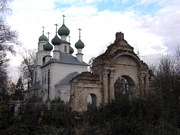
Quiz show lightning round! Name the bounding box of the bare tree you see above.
[155,53,180,102]
[19,49,36,89]
[88,57,95,72]
[175,45,180,72]
[175,45,180,85]
[14,77,24,100]
[0,0,18,100]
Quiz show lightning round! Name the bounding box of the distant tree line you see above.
[0,48,179,135]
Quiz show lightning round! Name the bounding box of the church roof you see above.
[41,52,88,67]
[61,52,86,65]
[56,72,79,86]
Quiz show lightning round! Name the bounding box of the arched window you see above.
[114,75,135,99]
[87,93,97,111]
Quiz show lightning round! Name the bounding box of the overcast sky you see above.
[7,0,180,80]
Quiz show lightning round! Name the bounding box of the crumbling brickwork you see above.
[69,32,151,112]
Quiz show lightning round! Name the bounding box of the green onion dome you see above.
[51,34,61,45]
[69,46,74,54]
[75,39,84,49]
[43,41,53,51]
[39,33,48,42]
[58,24,70,36]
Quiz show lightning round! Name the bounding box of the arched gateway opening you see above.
[114,75,135,99]
[87,93,97,111]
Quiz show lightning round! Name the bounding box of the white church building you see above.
[30,16,88,103]
[27,16,152,112]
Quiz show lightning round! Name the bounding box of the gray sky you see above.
[7,0,180,81]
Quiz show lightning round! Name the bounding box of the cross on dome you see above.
[58,15,70,36]
[42,26,45,34]
[63,15,66,24]
[39,26,48,42]
[78,28,82,39]
[52,24,61,45]
[55,24,58,34]
[75,28,85,49]
[47,32,50,39]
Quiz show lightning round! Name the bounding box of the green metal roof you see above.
[39,34,48,41]
[51,34,61,45]
[43,41,53,51]
[75,39,84,49]
[69,46,74,54]
[58,24,70,36]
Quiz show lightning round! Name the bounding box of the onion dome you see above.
[58,24,70,36]
[75,39,84,49]
[43,32,53,51]
[39,27,48,41]
[43,41,53,51]
[52,24,61,45]
[58,15,70,36]
[39,34,48,41]
[69,46,74,54]
[75,28,84,49]
[51,34,61,45]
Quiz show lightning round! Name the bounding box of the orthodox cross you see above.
[47,32,50,39]
[78,28,82,39]
[62,15,66,24]
[55,24,58,34]
[42,26,45,34]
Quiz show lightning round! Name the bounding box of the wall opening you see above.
[87,93,97,111]
[64,45,67,53]
[114,75,135,99]
[42,56,46,65]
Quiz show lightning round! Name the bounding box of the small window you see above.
[42,57,46,64]
[64,46,67,53]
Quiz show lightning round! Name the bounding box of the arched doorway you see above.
[87,93,97,111]
[114,75,135,99]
